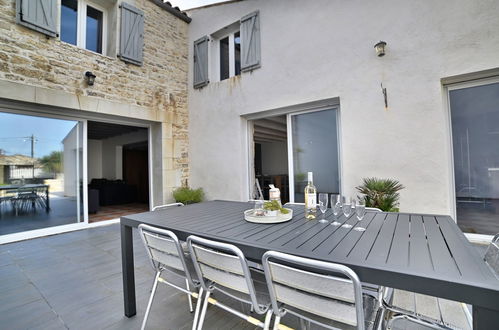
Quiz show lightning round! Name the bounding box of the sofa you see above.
[88,179,137,206]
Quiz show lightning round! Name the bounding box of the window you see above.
[218,30,241,81]
[60,0,107,55]
[194,11,260,88]
[86,6,103,53]
[220,36,229,80]
[234,31,241,75]
[61,0,78,45]
[449,80,499,235]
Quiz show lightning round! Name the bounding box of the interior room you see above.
[252,115,289,203]
[86,121,149,222]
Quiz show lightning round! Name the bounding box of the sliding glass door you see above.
[288,108,340,202]
[449,80,499,235]
[0,112,84,235]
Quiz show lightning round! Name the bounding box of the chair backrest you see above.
[138,224,195,285]
[152,202,184,211]
[366,207,382,212]
[262,251,365,330]
[187,235,264,312]
[485,233,499,277]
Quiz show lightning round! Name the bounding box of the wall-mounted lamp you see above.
[85,71,96,86]
[374,41,387,57]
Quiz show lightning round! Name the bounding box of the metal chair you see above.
[152,202,184,211]
[186,235,273,330]
[262,250,379,330]
[381,234,499,330]
[138,224,202,330]
[366,207,382,212]
[484,233,499,277]
[152,202,189,252]
[381,288,472,330]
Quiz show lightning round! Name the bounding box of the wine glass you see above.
[318,193,328,223]
[341,196,353,228]
[354,198,366,232]
[331,194,341,226]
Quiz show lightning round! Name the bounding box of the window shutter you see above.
[16,0,57,37]
[119,2,144,66]
[193,36,209,89]
[240,11,261,72]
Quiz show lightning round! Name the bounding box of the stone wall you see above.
[0,0,190,198]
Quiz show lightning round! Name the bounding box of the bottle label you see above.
[306,193,316,208]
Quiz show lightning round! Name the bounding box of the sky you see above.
[0,112,77,158]
[171,0,228,10]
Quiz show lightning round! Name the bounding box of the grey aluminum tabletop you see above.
[120,200,499,329]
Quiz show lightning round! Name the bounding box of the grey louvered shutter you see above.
[240,11,261,72]
[119,2,144,66]
[16,0,57,37]
[193,36,209,89]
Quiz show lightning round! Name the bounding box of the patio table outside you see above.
[120,200,499,329]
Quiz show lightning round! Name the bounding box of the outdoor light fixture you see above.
[85,71,96,86]
[374,41,387,57]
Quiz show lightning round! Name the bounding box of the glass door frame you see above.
[286,106,342,203]
[0,109,89,228]
[445,75,499,241]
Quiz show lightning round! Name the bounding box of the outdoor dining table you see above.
[120,200,499,329]
[0,183,50,213]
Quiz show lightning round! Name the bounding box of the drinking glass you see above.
[318,193,328,223]
[354,198,366,232]
[253,200,264,216]
[331,194,341,226]
[341,196,353,228]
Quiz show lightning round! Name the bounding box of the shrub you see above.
[173,187,204,205]
[356,177,404,212]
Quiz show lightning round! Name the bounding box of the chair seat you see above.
[390,289,471,330]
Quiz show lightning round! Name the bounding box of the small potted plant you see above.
[263,200,289,216]
[172,186,204,205]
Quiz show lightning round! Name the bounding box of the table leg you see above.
[121,223,136,317]
[473,306,499,329]
[45,186,50,213]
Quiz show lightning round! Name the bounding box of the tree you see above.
[39,151,63,174]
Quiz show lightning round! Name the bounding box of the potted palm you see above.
[356,177,404,212]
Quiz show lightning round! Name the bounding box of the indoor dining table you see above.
[120,200,499,329]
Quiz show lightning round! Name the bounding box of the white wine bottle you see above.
[304,172,317,220]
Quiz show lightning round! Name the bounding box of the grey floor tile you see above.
[0,250,13,267]
[29,316,68,330]
[0,283,44,313]
[0,298,59,329]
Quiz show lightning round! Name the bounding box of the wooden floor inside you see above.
[88,203,149,223]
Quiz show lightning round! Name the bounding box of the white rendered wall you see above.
[101,130,148,180]
[62,125,77,197]
[87,139,103,181]
[187,0,499,215]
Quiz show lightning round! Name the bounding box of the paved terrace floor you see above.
[0,224,488,330]
[0,224,291,330]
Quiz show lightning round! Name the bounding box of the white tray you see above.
[244,208,293,224]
